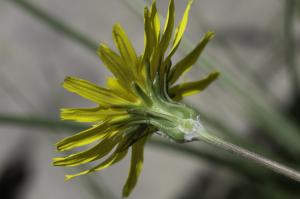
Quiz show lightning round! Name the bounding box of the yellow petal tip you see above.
[64,175,73,181]
[206,31,216,40]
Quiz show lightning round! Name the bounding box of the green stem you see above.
[0,114,85,131]
[198,132,300,182]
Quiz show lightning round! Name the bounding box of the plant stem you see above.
[198,132,300,182]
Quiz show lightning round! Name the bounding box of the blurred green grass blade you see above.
[284,0,299,93]
[249,104,300,157]
[0,114,84,131]
[10,0,97,52]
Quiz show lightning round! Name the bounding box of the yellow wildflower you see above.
[54,0,219,197]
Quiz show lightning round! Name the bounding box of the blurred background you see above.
[0,0,300,198]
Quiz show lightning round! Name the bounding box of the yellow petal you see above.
[56,120,112,151]
[143,7,154,63]
[61,107,127,122]
[106,77,137,103]
[169,32,215,84]
[97,44,132,87]
[112,23,138,72]
[63,76,127,105]
[162,0,175,35]
[122,136,147,197]
[150,0,160,43]
[143,0,160,59]
[53,133,120,167]
[160,0,175,52]
[161,0,193,76]
[169,0,193,55]
[170,72,220,101]
[155,0,175,77]
[65,149,128,181]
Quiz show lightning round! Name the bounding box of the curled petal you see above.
[56,120,112,151]
[170,72,220,101]
[53,133,120,167]
[123,136,148,197]
[65,149,128,181]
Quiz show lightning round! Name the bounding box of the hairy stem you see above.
[198,132,300,182]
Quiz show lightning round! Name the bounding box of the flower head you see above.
[54,0,219,197]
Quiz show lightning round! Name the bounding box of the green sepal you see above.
[132,82,153,106]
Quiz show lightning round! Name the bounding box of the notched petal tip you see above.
[97,43,107,54]
[113,22,122,28]
[53,157,64,166]
[62,76,73,87]
[56,143,67,152]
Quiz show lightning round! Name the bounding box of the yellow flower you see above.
[54,0,219,197]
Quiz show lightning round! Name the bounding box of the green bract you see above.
[54,0,219,197]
